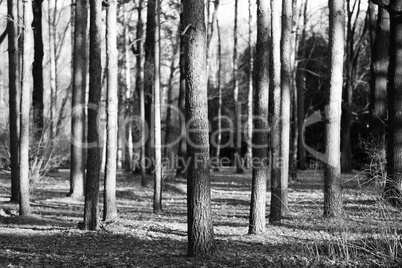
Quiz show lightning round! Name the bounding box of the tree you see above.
[214,17,222,169]
[48,0,57,138]
[69,0,88,198]
[153,0,162,213]
[384,0,402,206]
[269,0,282,223]
[103,0,118,222]
[8,0,20,203]
[233,0,243,174]
[183,0,215,256]
[84,0,102,230]
[248,0,270,235]
[324,0,344,217]
[245,0,253,169]
[32,0,44,139]
[20,0,33,216]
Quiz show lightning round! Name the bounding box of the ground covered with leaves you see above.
[0,168,401,267]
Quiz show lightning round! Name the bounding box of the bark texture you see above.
[183,0,215,256]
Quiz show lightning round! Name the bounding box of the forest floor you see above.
[0,167,401,267]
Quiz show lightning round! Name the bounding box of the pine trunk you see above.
[104,0,118,222]
[183,0,215,256]
[324,0,344,217]
[248,0,270,235]
[69,0,88,199]
[84,0,102,230]
[8,0,20,203]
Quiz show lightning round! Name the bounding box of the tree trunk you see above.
[153,0,162,213]
[384,1,402,206]
[84,0,102,230]
[32,0,44,139]
[370,7,389,142]
[233,0,243,174]
[269,0,282,223]
[103,0,118,222]
[19,0,33,216]
[69,0,88,199]
[248,0,270,235]
[48,0,57,139]
[245,0,253,170]
[144,0,156,174]
[297,0,308,170]
[214,18,222,170]
[8,0,20,203]
[324,0,344,217]
[183,0,215,256]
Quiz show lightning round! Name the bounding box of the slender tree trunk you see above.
[384,1,402,206]
[144,0,156,174]
[233,0,243,174]
[48,0,57,139]
[249,0,270,235]
[177,8,187,176]
[324,0,344,217]
[297,0,308,170]
[8,0,20,203]
[370,7,389,142]
[32,0,44,139]
[69,0,88,198]
[245,0,253,170]
[183,0,215,256]
[214,18,222,169]
[19,0,33,216]
[103,0,118,222]
[84,0,102,230]
[153,0,162,213]
[269,0,282,223]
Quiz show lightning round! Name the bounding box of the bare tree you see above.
[324,0,344,217]
[249,0,270,235]
[84,0,102,230]
[245,0,253,169]
[19,0,33,216]
[69,0,88,198]
[8,0,20,203]
[183,0,215,256]
[103,0,118,222]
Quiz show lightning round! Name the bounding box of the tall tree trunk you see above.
[324,0,344,217]
[233,0,243,174]
[135,0,146,186]
[370,7,389,142]
[103,0,118,222]
[297,0,308,170]
[19,0,33,216]
[269,0,282,223]
[183,0,215,256]
[48,0,57,139]
[144,0,156,173]
[32,0,44,139]
[177,7,187,177]
[153,0,162,213]
[69,0,88,198]
[249,0,270,235]
[84,0,102,230]
[245,0,253,170]
[384,1,402,206]
[214,18,222,169]
[8,0,20,203]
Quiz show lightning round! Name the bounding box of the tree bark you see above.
[153,0,162,213]
[84,0,102,230]
[384,1,402,206]
[269,0,282,223]
[233,0,243,174]
[19,0,33,216]
[32,0,44,139]
[245,0,253,170]
[8,0,20,203]
[249,0,270,235]
[324,0,344,217]
[48,0,57,139]
[183,0,215,256]
[103,0,118,222]
[69,0,88,199]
